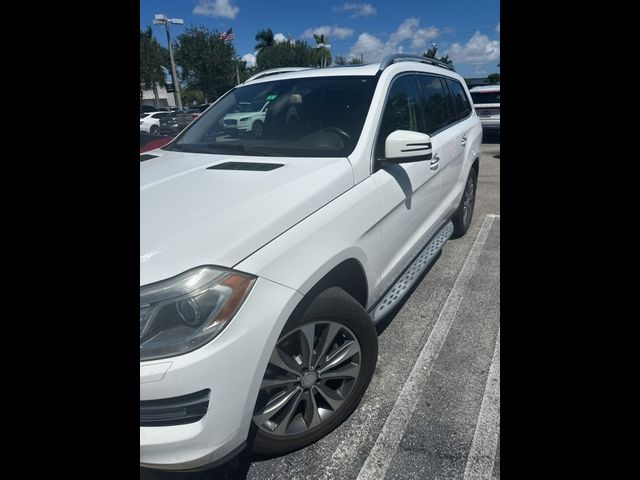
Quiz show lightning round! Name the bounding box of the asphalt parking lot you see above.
[142,138,500,480]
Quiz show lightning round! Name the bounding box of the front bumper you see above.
[140,276,302,471]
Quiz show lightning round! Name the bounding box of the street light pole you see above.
[153,14,183,110]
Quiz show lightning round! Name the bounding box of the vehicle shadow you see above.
[140,448,252,480]
[382,163,413,209]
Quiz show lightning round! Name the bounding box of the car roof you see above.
[241,62,464,87]
[469,84,500,92]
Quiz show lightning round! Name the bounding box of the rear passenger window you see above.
[417,75,449,134]
[376,75,423,158]
[445,79,472,120]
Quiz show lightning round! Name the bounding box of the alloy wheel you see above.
[462,175,475,228]
[253,321,362,436]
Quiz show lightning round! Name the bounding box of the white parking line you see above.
[355,214,498,480]
[464,327,500,480]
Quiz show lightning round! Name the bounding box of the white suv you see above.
[140,54,482,472]
[221,100,271,135]
[469,84,500,134]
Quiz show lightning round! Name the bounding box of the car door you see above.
[440,78,474,215]
[370,73,442,295]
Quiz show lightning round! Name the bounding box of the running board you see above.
[370,221,454,323]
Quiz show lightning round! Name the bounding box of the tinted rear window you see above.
[446,79,472,120]
[417,75,450,134]
[470,91,500,104]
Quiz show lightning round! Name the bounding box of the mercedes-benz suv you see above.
[140,54,482,472]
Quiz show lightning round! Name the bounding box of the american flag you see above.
[219,28,234,42]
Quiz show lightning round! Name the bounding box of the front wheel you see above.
[252,287,378,455]
[252,120,264,136]
[451,166,478,238]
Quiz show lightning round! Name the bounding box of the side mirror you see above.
[384,130,432,163]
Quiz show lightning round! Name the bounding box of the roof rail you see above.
[243,67,312,84]
[379,54,456,72]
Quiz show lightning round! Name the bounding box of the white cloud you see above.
[348,32,386,62]
[347,17,439,62]
[388,18,439,50]
[193,0,239,20]
[444,31,500,64]
[495,22,500,33]
[301,25,354,40]
[271,33,297,45]
[274,33,288,43]
[333,3,377,17]
[241,53,256,67]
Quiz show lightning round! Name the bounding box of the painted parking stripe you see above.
[355,214,498,480]
[464,327,500,480]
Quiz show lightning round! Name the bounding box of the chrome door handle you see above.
[430,154,440,170]
[461,135,468,146]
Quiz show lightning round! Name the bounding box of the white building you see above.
[141,83,176,108]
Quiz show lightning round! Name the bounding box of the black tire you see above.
[252,120,264,136]
[150,125,159,135]
[252,287,378,455]
[451,166,478,239]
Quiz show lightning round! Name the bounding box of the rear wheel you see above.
[451,166,478,238]
[252,287,378,455]
[150,125,159,135]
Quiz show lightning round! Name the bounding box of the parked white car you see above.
[140,111,172,135]
[220,100,271,136]
[140,54,482,472]
[469,85,500,133]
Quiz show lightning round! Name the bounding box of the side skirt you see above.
[369,220,454,323]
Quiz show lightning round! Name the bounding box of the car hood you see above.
[140,150,354,286]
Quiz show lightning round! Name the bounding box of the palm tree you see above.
[140,27,168,109]
[424,45,438,59]
[438,54,453,67]
[313,33,332,67]
[423,45,454,68]
[254,28,275,54]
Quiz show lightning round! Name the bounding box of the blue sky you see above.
[140,0,500,77]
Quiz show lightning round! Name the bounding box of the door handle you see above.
[430,154,440,170]
[461,135,468,146]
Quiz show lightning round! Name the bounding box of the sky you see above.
[140,0,500,78]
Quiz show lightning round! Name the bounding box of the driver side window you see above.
[376,74,424,159]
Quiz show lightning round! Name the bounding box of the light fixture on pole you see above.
[153,14,184,110]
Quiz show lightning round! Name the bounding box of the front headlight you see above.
[140,266,256,361]
[239,117,251,122]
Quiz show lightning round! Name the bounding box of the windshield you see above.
[470,91,500,105]
[165,75,377,157]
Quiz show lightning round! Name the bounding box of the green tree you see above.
[335,55,347,65]
[254,28,275,54]
[312,33,332,67]
[423,46,454,68]
[140,27,168,108]
[348,56,364,65]
[256,40,318,70]
[174,26,237,103]
[424,45,439,59]
[487,73,500,83]
[181,89,205,106]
